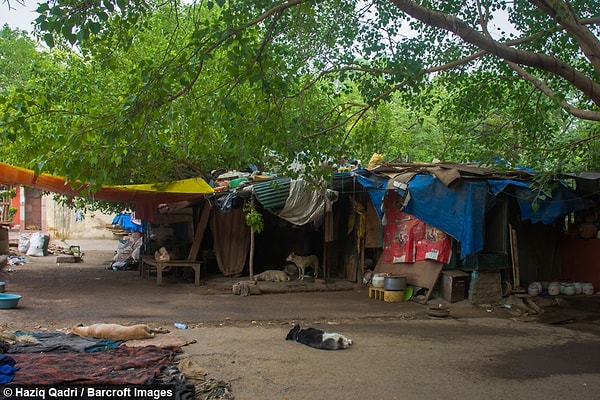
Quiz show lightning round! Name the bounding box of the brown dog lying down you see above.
[71,323,155,341]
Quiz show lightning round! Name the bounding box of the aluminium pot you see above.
[384,275,407,291]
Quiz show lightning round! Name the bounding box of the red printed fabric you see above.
[381,216,424,263]
[381,192,452,264]
[415,225,452,264]
[9,345,180,386]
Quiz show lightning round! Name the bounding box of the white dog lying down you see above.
[71,323,156,341]
[253,269,290,282]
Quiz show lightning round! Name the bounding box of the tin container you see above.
[384,275,407,291]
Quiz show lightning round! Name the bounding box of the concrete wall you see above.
[468,270,503,305]
[44,195,115,240]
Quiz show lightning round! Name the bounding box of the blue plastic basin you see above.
[0,293,22,309]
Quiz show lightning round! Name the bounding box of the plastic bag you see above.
[26,232,45,257]
[18,235,30,254]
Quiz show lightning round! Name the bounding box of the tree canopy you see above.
[0,0,599,187]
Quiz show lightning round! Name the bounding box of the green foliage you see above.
[52,193,129,215]
[243,201,264,234]
[0,188,17,199]
[34,0,150,48]
[0,0,599,198]
[0,25,38,92]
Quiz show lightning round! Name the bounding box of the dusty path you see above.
[1,250,600,399]
[173,318,600,400]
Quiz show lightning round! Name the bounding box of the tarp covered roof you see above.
[0,162,213,221]
[355,163,594,258]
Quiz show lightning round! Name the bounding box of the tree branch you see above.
[389,0,600,109]
[507,60,600,121]
[162,0,312,104]
[530,0,600,72]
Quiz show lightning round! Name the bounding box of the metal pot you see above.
[384,275,406,291]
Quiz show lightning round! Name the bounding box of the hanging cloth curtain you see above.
[277,179,338,226]
[210,206,250,276]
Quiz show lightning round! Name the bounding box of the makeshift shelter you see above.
[557,172,600,291]
[0,162,216,281]
[0,162,214,222]
[220,161,594,301]
[353,162,595,303]
[7,160,596,297]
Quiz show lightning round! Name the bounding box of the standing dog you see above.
[285,252,319,280]
[285,324,352,350]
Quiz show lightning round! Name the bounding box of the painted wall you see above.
[561,237,600,290]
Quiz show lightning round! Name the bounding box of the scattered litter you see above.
[232,280,261,296]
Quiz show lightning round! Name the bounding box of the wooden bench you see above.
[141,255,201,285]
[141,201,211,286]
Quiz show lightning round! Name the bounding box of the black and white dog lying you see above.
[285,324,353,350]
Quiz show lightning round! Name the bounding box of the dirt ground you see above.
[2,249,600,400]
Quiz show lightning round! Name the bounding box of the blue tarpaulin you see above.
[357,172,593,258]
[402,175,490,257]
[487,179,593,224]
[355,174,388,218]
[514,185,592,224]
[111,213,143,233]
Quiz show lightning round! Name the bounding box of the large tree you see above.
[0,24,38,92]
[1,0,599,184]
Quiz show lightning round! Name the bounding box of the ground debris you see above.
[232,280,261,296]
[503,294,545,318]
[195,379,234,400]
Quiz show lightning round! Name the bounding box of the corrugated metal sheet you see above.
[252,178,291,211]
[253,173,356,210]
[330,172,355,192]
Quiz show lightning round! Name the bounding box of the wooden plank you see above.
[374,260,444,304]
[509,225,522,291]
[364,201,383,248]
[188,200,211,261]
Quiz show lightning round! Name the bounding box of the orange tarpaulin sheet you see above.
[0,162,214,221]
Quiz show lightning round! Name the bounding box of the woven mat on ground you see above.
[9,345,181,385]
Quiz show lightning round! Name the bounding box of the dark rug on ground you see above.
[8,331,122,353]
[9,345,181,385]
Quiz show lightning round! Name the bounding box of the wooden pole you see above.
[249,226,255,280]
[248,198,255,280]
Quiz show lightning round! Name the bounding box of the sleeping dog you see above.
[253,269,290,282]
[71,323,155,341]
[285,324,352,350]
